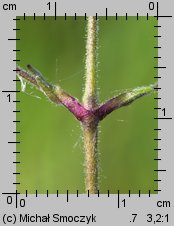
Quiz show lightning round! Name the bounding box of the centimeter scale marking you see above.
[1,1,173,208]
[2,188,152,208]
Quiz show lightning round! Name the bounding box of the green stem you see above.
[82,117,99,194]
[82,16,99,193]
[83,16,98,109]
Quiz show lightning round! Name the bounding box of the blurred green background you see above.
[16,16,158,194]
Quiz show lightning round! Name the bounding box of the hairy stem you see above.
[82,16,99,193]
[83,16,98,109]
[82,117,99,194]
[97,84,157,120]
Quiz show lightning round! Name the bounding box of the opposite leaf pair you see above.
[16,64,157,122]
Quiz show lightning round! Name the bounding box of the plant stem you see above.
[83,16,98,109]
[82,117,99,194]
[82,16,98,193]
